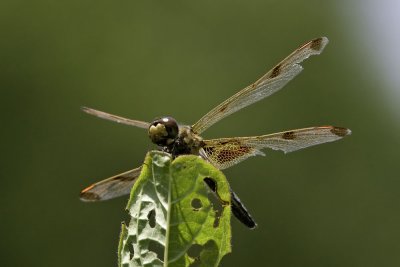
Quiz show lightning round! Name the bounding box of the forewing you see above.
[202,126,351,169]
[192,37,329,134]
[82,107,150,129]
[80,166,142,201]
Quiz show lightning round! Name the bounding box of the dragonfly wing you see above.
[192,37,329,134]
[202,126,351,169]
[82,107,150,129]
[80,166,142,201]
[200,141,264,170]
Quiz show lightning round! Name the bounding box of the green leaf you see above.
[118,151,232,267]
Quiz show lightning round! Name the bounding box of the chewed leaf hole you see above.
[203,177,225,228]
[147,209,156,228]
[188,240,219,267]
[187,243,203,259]
[203,177,217,192]
[191,198,202,211]
[126,236,135,260]
[148,240,164,261]
[188,243,203,266]
[129,245,134,260]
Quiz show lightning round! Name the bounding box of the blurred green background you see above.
[1,0,400,266]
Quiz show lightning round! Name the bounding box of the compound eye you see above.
[148,117,179,146]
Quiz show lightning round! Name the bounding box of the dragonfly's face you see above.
[148,117,179,147]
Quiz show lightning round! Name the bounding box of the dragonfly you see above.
[80,37,351,229]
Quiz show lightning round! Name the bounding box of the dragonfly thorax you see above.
[173,125,203,156]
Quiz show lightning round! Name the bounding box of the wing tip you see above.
[80,191,101,202]
[310,37,329,53]
[80,184,101,202]
[330,126,352,137]
[81,106,96,115]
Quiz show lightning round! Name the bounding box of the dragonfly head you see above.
[148,116,179,147]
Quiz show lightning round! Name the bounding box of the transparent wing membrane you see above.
[202,126,351,169]
[80,166,142,201]
[192,37,329,134]
[82,107,150,129]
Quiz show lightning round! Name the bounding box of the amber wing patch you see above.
[202,140,265,170]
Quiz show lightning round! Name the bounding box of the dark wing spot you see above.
[219,140,232,145]
[113,175,126,181]
[282,131,296,140]
[330,127,351,137]
[269,64,282,78]
[80,191,101,201]
[310,37,324,51]
[219,104,228,112]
